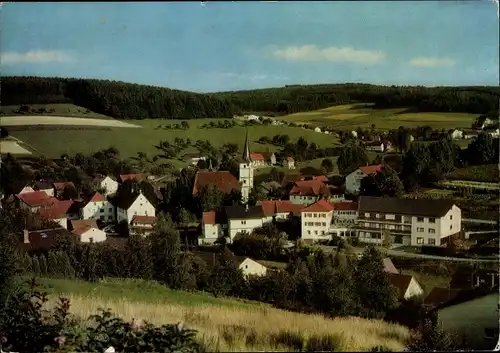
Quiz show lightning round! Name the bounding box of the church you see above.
[192,129,254,204]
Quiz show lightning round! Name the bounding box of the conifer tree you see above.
[124,233,153,280]
[83,244,99,282]
[22,254,33,274]
[39,254,48,276]
[57,251,75,279]
[32,255,41,276]
[47,251,60,277]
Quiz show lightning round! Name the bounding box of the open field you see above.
[0,139,33,155]
[1,115,141,128]
[445,164,499,183]
[9,118,340,161]
[39,278,409,352]
[0,103,114,120]
[281,104,480,131]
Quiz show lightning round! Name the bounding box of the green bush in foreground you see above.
[0,279,202,353]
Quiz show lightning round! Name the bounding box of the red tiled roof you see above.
[71,219,98,231]
[311,175,328,182]
[202,211,216,225]
[259,200,303,216]
[23,228,72,251]
[193,171,240,195]
[39,200,74,220]
[289,180,329,196]
[301,200,334,213]
[359,164,384,176]
[286,156,294,161]
[119,173,147,183]
[131,215,156,225]
[53,181,76,192]
[71,225,93,236]
[16,191,57,208]
[332,202,358,211]
[88,192,106,203]
[250,153,265,161]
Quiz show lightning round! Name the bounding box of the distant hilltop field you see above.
[2,76,499,121]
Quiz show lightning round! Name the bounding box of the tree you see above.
[337,142,369,175]
[360,164,404,197]
[467,132,497,165]
[82,244,100,282]
[196,159,208,170]
[381,229,393,249]
[124,233,153,279]
[429,138,456,173]
[47,251,60,277]
[406,319,458,352]
[31,255,41,276]
[178,207,193,227]
[355,246,399,319]
[181,121,190,130]
[197,184,223,212]
[402,143,432,189]
[207,247,246,298]
[57,251,76,279]
[320,158,334,174]
[39,254,48,276]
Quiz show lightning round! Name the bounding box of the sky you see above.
[1,1,499,93]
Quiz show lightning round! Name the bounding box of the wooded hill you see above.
[3,76,499,120]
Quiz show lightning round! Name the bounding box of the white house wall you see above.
[201,223,223,244]
[19,186,35,194]
[79,227,107,243]
[82,201,115,222]
[301,211,333,242]
[345,169,368,195]
[228,218,263,242]
[404,278,424,300]
[121,194,156,224]
[239,258,267,277]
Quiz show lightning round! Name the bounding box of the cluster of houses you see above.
[10,173,158,248]
[191,151,295,170]
[451,116,500,140]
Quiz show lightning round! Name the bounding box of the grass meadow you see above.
[281,104,480,131]
[39,278,410,352]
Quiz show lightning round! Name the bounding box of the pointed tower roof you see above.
[208,158,213,171]
[242,128,251,162]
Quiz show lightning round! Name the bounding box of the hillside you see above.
[2,76,499,121]
[40,278,410,352]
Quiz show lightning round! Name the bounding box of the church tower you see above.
[239,128,254,204]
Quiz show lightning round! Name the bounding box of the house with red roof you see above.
[258,200,303,222]
[118,173,147,183]
[70,219,106,243]
[345,164,385,195]
[93,175,119,196]
[129,215,157,236]
[300,200,335,243]
[289,179,344,205]
[192,171,240,196]
[113,190,156,224]
[249,153,266,168]
[53,181,77,199]
[16,191,59,213]
[81,192,115,222]
[38,199,74,229]
[200,210,228,245]
[281,156,295,170]
[33,180,55,197]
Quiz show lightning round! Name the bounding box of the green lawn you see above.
[35,277,266,309]
[280,104,480,131]
[10,118,340,162]
[0,103,114,120]
[445,164,499,182]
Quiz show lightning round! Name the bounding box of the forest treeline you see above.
[2,76,499,120]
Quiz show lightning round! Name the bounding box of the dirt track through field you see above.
[1,116,141,128]
[0,140,33,155]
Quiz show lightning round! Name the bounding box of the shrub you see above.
[306,333,342,352]
[271,330,304,351]
[0,279,202,353]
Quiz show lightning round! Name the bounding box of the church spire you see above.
[208,157,213,171]
[242,128,251,162]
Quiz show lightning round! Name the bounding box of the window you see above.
[108,208,112,212]
[108,215,112,220]
[100,208,104,213]
[241,220,246,225]
[321,214,326,218]
[427,238,436,245]
[322,222,326,227]
[322,231,325,235]
[429,218,435,223]
[417,227,424,232]
[417,237,424,244]
[313,213,317,218]
[417,217,424,222]
[89,237,94,243]
[450,215,453,220]
[429,228,436,234]
[307,230,311,234]
[449,225,452,230]
[243,180,247,184]
[100,216,105,220]
[364,213,370,218]
[314,230,318,235]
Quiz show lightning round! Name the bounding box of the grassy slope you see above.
[0,103,114,120]
[39,278,409,352]
[281,104,479,131]
[9,118,340,160]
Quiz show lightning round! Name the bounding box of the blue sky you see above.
[1,1,498,92]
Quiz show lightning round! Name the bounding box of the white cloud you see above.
[409,57,455,68]
[270,45,385,63]
[1,50,75,65]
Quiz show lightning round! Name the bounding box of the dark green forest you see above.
[2,76,499,120]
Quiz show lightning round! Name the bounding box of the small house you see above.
[200,210,227,245]
[314,127,322,133]
[282,156,295,170]
[118,173,147,184]
[93,175,119,196]
[71,220,107,243]
[129,215,157,236]
[388,273,424,300]
[33,180,55,197]
[114,191,156,224]
[365,142,386,153]
[81,192,115,222]
[192,250,268,277]
[250,153,266,168]
[22,228,73,252]
[53,181,77,200]
[450,129,464,140]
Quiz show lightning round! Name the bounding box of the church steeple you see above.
[208,158,213,171]
[242,128,251,162]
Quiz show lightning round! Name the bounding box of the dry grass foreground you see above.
[44,293,409,352]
